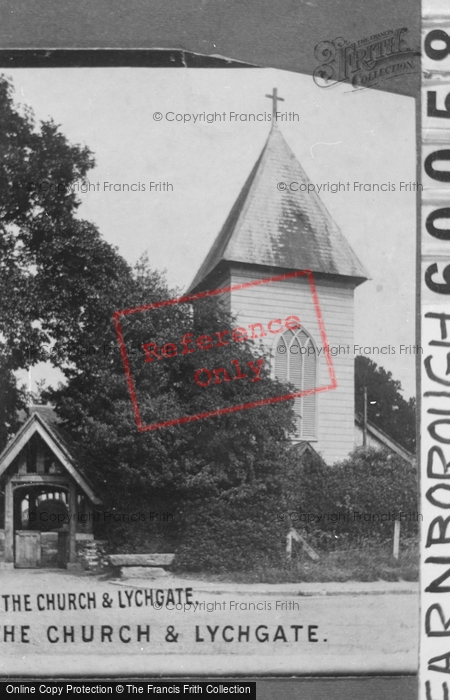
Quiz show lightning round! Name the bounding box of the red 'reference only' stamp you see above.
[113,270,337,432]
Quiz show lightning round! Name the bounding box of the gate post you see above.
[67,481,80,569]
[3,478,14,568]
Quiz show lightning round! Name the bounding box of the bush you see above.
[328,447,419,542]
[174,446,419,574]
[173,490,286,573]
[283,446,418,545]
[282,447,335,521]
[96,491,181,554]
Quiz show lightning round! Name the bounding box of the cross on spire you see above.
[265,87,284,120]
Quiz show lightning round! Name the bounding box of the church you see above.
[188,89,413,466]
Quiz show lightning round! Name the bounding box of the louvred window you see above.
[274,328,317,440]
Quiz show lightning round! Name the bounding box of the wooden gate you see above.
[15,531,41,568]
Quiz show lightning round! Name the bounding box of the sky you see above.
[5,67,416,398]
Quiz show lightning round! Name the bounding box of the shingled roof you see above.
[189,124,369,292]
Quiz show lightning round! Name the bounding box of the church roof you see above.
[354,414,415,464]
[189,124,369,292]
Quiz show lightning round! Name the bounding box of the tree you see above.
[0,358,26,448]
[355,356,416,452]
[47,257,298,558]
[0,75,132,448]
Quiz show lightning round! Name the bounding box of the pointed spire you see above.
[189,122,369,293]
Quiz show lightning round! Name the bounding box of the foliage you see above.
[95,490,181,554]
[328,447,418,540]
[0,356,26,448]
[282,448,334,522]
[46,257,297,555]
[355,356,416,452]
[173,490,286,573]
[173,444,419,575]
[282,446,418,546]
[0,74,131,449]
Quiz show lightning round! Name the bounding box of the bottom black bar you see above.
[1,682,256,697]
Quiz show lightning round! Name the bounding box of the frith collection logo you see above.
[313,28,417,90]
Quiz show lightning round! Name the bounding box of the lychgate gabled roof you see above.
[189,124,369,292]
[0,406,101,504]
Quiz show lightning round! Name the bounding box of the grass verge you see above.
[179,542,419,584]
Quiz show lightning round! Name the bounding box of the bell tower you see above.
[189,91,369,463]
